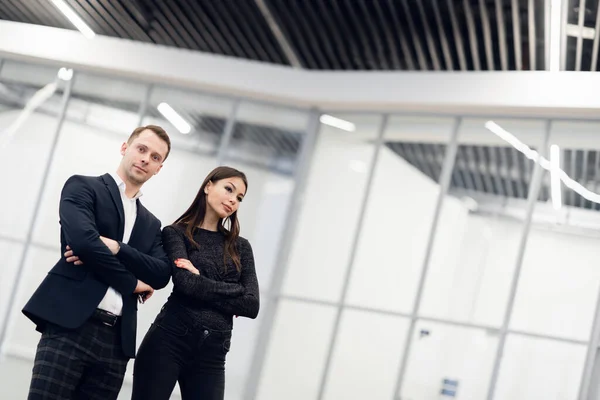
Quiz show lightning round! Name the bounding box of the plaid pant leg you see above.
[28,327,87,399]
[74,321,129,400]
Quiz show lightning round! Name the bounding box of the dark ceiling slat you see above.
[153,1,198,49]
[109,0,153,42]
[226,0,273,63]
[575,0,587,71]
[496,146,513,197]
[90,0,135,39]
[212,0,261,60]
[511,0,522,70]
[200,0,253,59]
[341,0,379,69]
[528,0,536,70]
[188,1,236,56]
[463,0,481,70]
[513,148,528,198]
[477,146,495,193]
[156,1,205,50]
[9,0,44,26]
[456,147,477,191]
[62,0,106,35]
[70,0,120,36]
[466,146,486,192]
[446,0,468,70]
[495,0,509,70]
[384,0,416,70]
[487,146,506,197]
[372,0,402,69]
[356,0,389,69]
[400,0,429,70]
[2,1,26,23]
[432,0,455,70]
[287,0,332,69]
[416,2,442,70]
[267,0,316,67]
[147,17,178,47]
[591,0,600,71]
[326,0,365,69]
[582,149,590,208]
[479,0,496,70]
[569,151,577,206]
[97,0,142,40]
[313,1,353,69]
[240,1,286,64]
[41,0,74,28]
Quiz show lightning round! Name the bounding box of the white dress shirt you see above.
[96,172,143,316]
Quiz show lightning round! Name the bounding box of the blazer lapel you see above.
[101,174,125,241]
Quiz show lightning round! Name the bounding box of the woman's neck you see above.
[199,210,219,232]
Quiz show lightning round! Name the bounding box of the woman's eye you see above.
[225,186,232,193]
[237,197,243,203]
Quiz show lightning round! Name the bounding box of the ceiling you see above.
[0,0,598,71]
[388,141,600,211]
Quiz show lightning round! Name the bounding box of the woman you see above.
[131,166,259,400]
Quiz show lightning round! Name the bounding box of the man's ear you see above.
[120,142,128,156]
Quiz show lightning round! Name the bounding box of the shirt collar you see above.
[109,172,143,200]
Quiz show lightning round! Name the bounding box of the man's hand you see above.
[64,245,83,265]
[134,280,154,303]
[175,258,200,275]
[99,236,120,255]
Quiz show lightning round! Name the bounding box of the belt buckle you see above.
[101,311,117,327]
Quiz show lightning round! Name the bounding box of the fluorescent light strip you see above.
[485,121,600,205]
[157,102,191,134]
[319,114,356,132]
[50,0,95,39]
[550,144,562,210]
[549,0,562,71]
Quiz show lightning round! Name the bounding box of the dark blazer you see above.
[22,173,171,358]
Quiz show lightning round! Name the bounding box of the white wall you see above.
[0,109,294,400]
[257,117,600,400]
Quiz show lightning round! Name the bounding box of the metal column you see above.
[393,117,462,399]
[216,100,240,166]
[485,121,551,400]
[242,108,321,399]
[136,84,153,127]
[0,74,74,357]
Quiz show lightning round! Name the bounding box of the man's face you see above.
[118,129,168,185]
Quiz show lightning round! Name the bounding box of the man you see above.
[22,125,173,399]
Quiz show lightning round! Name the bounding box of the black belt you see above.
[91,309,120,327]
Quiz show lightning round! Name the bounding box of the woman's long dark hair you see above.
[174,166,248,272]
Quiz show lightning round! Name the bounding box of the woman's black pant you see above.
[131,303,231,400]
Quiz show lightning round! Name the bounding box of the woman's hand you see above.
[175,258,200,275]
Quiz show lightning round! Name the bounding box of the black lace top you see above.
[161,224,260,331]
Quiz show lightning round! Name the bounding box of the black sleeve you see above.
[162,225,244,301]
[116,224,171,289]
[210,239,260,319]
[59,175,137,295]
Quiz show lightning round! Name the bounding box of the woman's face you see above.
[205,177,246,219]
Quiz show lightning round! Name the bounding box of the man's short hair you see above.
[127,125,171,161]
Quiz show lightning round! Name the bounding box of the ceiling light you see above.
[319,114,356,132]
[485,121,600,205]
[57,67,73,81]
[550,144,562,210]
[157,102,191,134]
[50,0,95,39]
